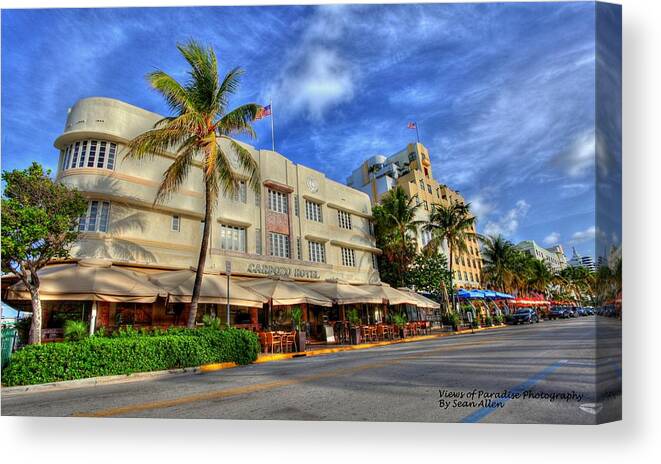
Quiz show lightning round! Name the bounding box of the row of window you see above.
[62,140,117,171]
[455,255,482,269]
[455,270,479,283]
[78,200,111,232]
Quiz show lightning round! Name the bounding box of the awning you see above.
[238,277,333,307]
[149,269,267,307]
[360,284,420,306]
[302,280,382,305]
[397,288,441,309]
[6,260,165,304]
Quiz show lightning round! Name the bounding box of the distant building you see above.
[347,142,482,289]
[568,247,596,272]
[515,240,568,272]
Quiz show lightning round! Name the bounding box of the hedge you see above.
[1,327,260,387]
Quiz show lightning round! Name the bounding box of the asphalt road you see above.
[1,316,622,424]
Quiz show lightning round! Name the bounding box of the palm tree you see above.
[372,186,423,287]
[527,257,553,297]
[126,41,261,327]
[424,202,476,308]
[479,234,515,292]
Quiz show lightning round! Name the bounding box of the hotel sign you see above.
[247,263,320,280]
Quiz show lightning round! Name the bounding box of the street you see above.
[1,317,621,424]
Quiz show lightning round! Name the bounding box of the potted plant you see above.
[447,312,461,331]
[347,308,362,344]
[291,306,306,352]
[392,313,407,337]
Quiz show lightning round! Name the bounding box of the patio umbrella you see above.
[302,279,382,305]
[148,269,267,307]
[6,260,165,303]
[396,288,441,309]
[360,283,420,306]
[238,277,332,307]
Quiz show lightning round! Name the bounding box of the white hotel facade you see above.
[55,97,381,284]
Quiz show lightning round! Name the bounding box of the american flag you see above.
[407,121,417,129]
[255,104,272,120]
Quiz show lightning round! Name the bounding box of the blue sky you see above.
[1,3,616,259]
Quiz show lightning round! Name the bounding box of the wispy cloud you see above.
[543,232,561,246]
[569,226,596,244]
[483,200,530,238]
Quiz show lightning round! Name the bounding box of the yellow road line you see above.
[73,340,494,418]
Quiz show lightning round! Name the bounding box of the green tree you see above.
[372,186,423,287]
[404,251,451,299]
[1,162,88,344]
[479,234,516,292]
[424,202,476,308]
[126,41,261,328]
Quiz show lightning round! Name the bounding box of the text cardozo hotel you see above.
[6,97,399,339]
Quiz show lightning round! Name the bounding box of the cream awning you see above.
[302,279,382,305]
[359,284,420,306]
[238,277,333,307]
[148,269,267,308]
[397,287,441,309]
[6,260,165,303]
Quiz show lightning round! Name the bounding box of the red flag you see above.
[407,121,417,129]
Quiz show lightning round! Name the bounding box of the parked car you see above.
[584,307,594,315]
[575,307,587,316]
[508,308,540,325]
[548,307,570,320]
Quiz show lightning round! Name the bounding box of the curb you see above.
[1,324,506,396]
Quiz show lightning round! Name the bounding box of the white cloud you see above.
[483,200,530,238]
[569,226,596,244]
[543,232,561,245]
[551,130,595,178]
[266,6,356,121]
[467,194,494,220]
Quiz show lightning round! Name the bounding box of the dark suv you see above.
[548,307,570,320]
[509,308,540,325]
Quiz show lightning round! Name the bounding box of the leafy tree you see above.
[126,41,261,327]
[479,234,516,292]
[1,162,88,344]
[372,186,423,287]
[404,251,451,299]
[424,202,476,308]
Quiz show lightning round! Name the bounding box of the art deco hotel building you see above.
[56,97,381,286]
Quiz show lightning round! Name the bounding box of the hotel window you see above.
[421,229,432,248]
[255,189,261,207]
[220,224,246,252]
[463,272,468,281]
[269,232,290,258]
[427,184,432,194]
[308,241,326,263]
[78,200,110,232]
[337,210,352,229]
[78,141,88,168]
[255,228,262,255]
[87,140,97,167]
[171,215,180,232]
[305,200,323,222]
[419,180,425,190]
[423,200,428,211]
[62,140,116,170]
[372,253,379,270]
[226,181,247,203]
[294,195,300,216]
[341,247,356,267]
[268,189,288,214]
[296,237,302,260]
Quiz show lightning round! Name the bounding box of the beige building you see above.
[347,142,482,289]
[55,97,381,285]
[515,241,568,273]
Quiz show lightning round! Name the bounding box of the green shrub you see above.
[202,314,222,330]
[2,328,260,386]
[392,313,407,328]
[347,308,361,326]
[63,320,88,341]
[484,316,493,327]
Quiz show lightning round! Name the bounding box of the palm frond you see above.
[154,138,197,204]
[218,103,260,138]
[216,67,244,113]
[148,70,194,114]
[225,138,260,193]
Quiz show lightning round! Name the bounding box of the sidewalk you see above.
[2,324,506,396]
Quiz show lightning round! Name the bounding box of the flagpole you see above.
[270,98,275,152]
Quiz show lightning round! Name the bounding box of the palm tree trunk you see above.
[448,243,455,313]
[187,181,213,328]
[28,284,42,345]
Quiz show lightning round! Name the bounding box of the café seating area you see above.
[258,331,298,353]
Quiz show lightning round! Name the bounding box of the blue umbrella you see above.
[482,290,497,299]
[456,289,471,299]
[495,292,514,299]
[468,290,486,299]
